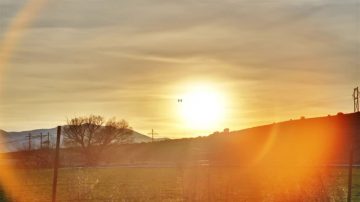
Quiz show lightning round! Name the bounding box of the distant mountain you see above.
[4,113,359,167]
[0,130,9,149]
[131,131,153,143]
[0,127,152,152]
[0,129,8,136]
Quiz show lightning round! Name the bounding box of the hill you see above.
[0,127,152,152]
[0,129,8,137]
[99,112,360,166]
[5,112,360,167]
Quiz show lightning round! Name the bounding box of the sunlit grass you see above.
[7,166,360,201]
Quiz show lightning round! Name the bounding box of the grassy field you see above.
[4,166,360,202]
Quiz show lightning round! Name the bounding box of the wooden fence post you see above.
[52,126,61,202]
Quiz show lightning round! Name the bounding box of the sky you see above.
[0,0,359,138]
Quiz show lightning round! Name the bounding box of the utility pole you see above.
[48,132,50,148]
[348,87,359,202]
[26,133,32,151]
[148,129,158,143]
[52,126,61,202]
[40,132,43,149]
[354,87,359,113]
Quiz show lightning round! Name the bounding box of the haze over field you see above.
[0,0,359,137]
[0,127,153,152]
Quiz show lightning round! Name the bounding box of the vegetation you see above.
[10,166,360,202]
[3,113,359,201]
[0,186,11,202]
[8,113,360,169]
[63,115,132,165]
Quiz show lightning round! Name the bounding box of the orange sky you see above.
[0,0,359,137]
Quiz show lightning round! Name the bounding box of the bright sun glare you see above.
[179,85,226,131]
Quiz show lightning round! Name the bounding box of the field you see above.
[1,113,358,201]
[3,166,360,202]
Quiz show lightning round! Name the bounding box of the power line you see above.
[148,129,158,143]
[25,133,32,151]
[0,133,52,149]
[347,86,359,202]
[353,87,359,112]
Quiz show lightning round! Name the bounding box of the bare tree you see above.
[63,115,132,165]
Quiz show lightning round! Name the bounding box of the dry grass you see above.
[5,166,359,202]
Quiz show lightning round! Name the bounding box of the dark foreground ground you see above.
[0,166,359,202]
[1,113,359,201]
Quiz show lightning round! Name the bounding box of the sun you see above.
[179,85,226,131]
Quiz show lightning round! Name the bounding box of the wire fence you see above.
[0,165,359,202]
[1,130,360,201]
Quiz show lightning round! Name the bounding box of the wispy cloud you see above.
[0,0,359,137]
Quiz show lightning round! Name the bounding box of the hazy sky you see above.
[0,0,359,137]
